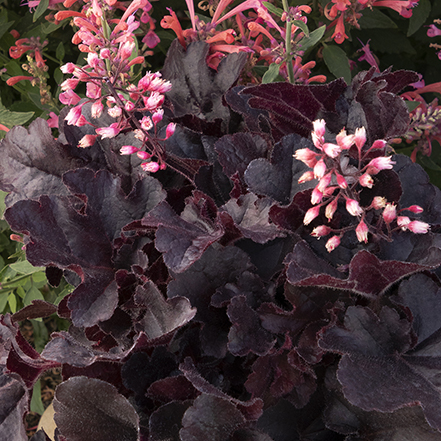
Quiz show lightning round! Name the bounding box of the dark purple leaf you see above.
[11,300,57,322]
[285,241,441,298]
[180,394,245,441]
[0,372,27,441]
[227,295,275,356]
[244,134,312,205]
[149,401,192,441]
[241,79,347,142]
[167,246,253,357]
[162,40,247,123]
[142,195,224,273]
[221,194,284,244]
[0,119,80,207]
[214,133,269,181]
[53,376,139,441]
[147,376,197,402]
[134,282,196,339]
[319,305,441,431]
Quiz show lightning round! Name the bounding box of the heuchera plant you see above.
[2,1,441,441]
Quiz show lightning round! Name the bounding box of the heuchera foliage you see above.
[2,40,441,441]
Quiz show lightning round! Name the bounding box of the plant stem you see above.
[282,0,295,83]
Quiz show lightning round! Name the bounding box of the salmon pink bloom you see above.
[78,134,97,148]
[325,235,341,252]
[304,206,321,225]
[311,188,324,205]
[371,196,387,210]
[406,205,424,213]
[354,127,366,151]
[336,129,355,150]
[298,171,315,184]
[407,220,430,233]
[397,216,411,229]
[335,172,347,189]
[331,14,348,45]
[165,123,176,139]
[355,220,369,243]
[311,225,332,238]
[294,148,318,167]
[141,161,160,173]
[325,198,339,220]
[96,123,120,139]
[120,145,139,155]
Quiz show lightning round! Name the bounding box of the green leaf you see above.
[405,100,420,112]
[0,292,8,314]
[298,25,325,52]
[8,292,17,313]
[24,285,44,306]
[262,2,284,18]
[292,19,309,37]
[322,44,351,85]
[262,63,281,84]
[419,154,441,171]
[408,0,431,36]
[0,190,6,219]
[56,42,65,61]
[31,380,45,415]
[33,0,49,22]
[369,30,416,54]
[0,15,14,41]
[358,8,398,29]
[0,108,34,129]
[10,260,45,275]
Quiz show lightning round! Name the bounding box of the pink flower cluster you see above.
[295,119,430,252]
[56,0,175,172]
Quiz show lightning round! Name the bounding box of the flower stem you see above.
[282,0,294,83]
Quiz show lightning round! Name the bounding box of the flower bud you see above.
[311,225,332,238]
[298,171,315,184]
[313,119,326,138]
[313,159,326,179]
[303,205,320,225]
[137,151,152,160]
[120,145,139,155]
[359,173,374,188]
[311,187,323,205]
[325,198,338,220]
[335,172,347,189]
[165,122,176,139]
[397,216,411,229]
[141,161,160,173]
[371,139,387,149]
[346,198,363,217]
[325,235,340,252]
[407,220,430,234]
[78,134,97,148]
[382,203,396,224]
[355,219,369,243]
[406,205,424,213]
[366,156,396,173]
[354,127,366,151]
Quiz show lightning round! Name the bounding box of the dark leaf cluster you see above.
[2,42,441,440]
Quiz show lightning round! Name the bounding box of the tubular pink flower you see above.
[407,220,430,234]
[336,130,355,150]
[355,220,369,243]
[140,116,153,131]
[165,123,176,139]
[346,198,363,217]
[311,187,324,205]
[428,24,441,38]
[325,198,338,220]
[141,161,160,173]
[314,159,327,179]
[294,148,318,167]
[313,119,326,138]
[366,156,396,173]
[382,203,397,223]
[96,122,120,139]
[354,127,366,151]
[304,205,320,225]
[137,151,152,160]
[323,143,341,158]
[120,145,139,155]
[331,14,348,45]
[143,92,165,111]
[91,100,104,119]
[65,104,84,125]
[61,62,76,74]
[371,139,387,149]
[152,109,164,125]
[335,172,347,189]
[317,173,332,193]
[325,235,341,252]
[359,173,374,188]
[298,171,315,184]
[406,205,424,213]
[60,78,79,91]
[371,196,387,210]
[119,40,135,60]
[86,82,101,99]
[78,134,97,148]
[311,225,332,238]
[373,0,417,18]
[397,216,411,229]
[59,90,81,106]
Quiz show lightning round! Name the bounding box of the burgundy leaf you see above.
[221,194,284,244]
[149,401,192,441]
[53,376,140,441]
[134,282,196,339]
[0,372,28,441]
[11,301,57,322]
[227,295,275,356]
[180,394,245,441]
[319,305,441,431]
[147,376,197,402]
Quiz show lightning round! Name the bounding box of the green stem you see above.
[100,11,112,75]
[282,0,295,83]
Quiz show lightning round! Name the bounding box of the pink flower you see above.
[152,109,164,125]
[317,173,332,193]
[311,225,332,238]
[366,156,396,174]
[355,220,369,243]
[346,198,363,217]
[354,127,366,151]
[406,205,424,213]
[140,116,153,131]
[373,0,417,18]
[359,173,374,188]
[407,220,430,234]
[120,145,139,155]
[325,235,341,252]
[304,205,320,225]
[65,104,84,125]
[314,159,327,179]
[325,198,338,220]
[59,90,81,106]
[137,151,152,160]
[311,187,324,205]
[371,139,387,149]
[336,129,355,150]
[313,119,326,137]
[294,148,318,167]
[335,172,347,189]
[60,78,79,91]
[96,122,120,139]
[78,134,97,148]
[91,100,104,119]
[60,62,76,74]
[357,39,380,73]
[428,24,441,38]
[397,216,411,229]
[141,161,160,173]
[86,82,101,99]
[322,142,341,158]
[382,203,397,223]
[371,196,387,209]
[298,171,315,184]
[165,122,176,139]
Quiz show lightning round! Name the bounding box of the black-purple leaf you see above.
[11,300,57,322]
[285,241,441,297]
[53,376,139,441]
[162,40,247,123]
[149,401,192,441]
[244,134,312,205]
[319,305,441,431]
[180,394,245,441]
[221,194,284,244]
[0,372,28,441]
[134,282,196,339]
